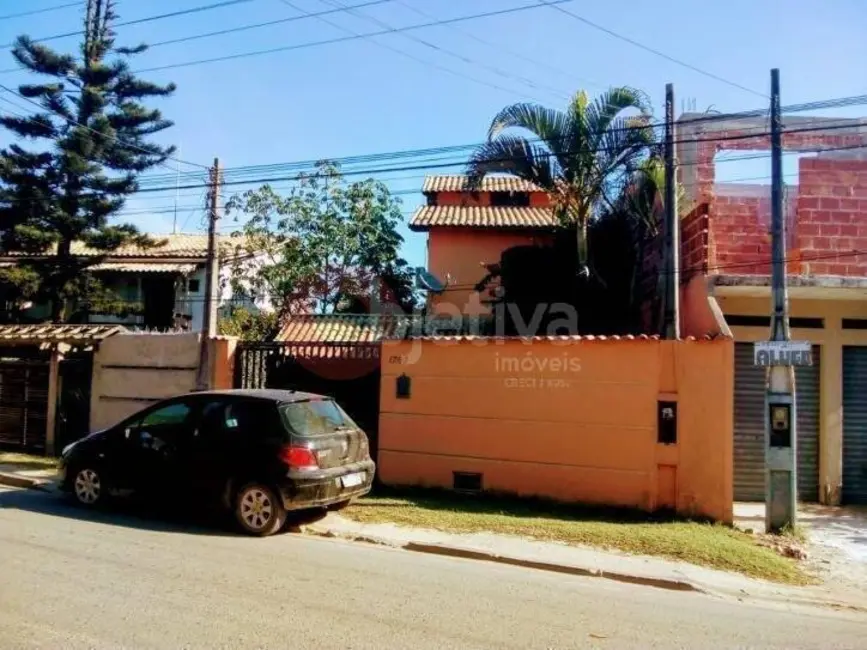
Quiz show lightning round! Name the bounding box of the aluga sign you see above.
[753,340,813,367]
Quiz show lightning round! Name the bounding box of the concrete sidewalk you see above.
[0,463,58,491]
[302,513,867,613]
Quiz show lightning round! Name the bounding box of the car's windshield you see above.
[279,399,357,437]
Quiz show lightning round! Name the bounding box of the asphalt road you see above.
[0,486,865,650]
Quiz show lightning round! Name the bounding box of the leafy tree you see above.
[0,0,177,320]
[218,306,280,341]
[226,160,416,323]
[467,88,655,277]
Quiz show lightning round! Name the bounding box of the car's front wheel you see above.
[71,467,106,507]
[234,483,286,537]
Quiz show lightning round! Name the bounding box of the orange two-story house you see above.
[410,175,559,319]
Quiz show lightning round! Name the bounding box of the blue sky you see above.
[0,0,865,267]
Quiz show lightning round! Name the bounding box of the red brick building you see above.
[672,114,867,505]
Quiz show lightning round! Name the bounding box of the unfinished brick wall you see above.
[674,119,867,278]
[797,157,867,275]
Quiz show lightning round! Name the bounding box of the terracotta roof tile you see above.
[1,234,226,259]
[410,205,559,230]
[423,175,544,193]
[275,314,410,344]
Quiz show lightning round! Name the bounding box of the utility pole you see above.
[761,68,803,533]
[195,157,221,391]
[662,83,680,339]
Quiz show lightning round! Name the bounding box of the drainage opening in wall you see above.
[452,471,483,493]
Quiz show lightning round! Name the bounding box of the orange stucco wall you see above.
[378,337,734,522]
[428,229,555,316]
[680,275,731,339]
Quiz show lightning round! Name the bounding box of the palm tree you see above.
[592,156,689,331]
[467,88,655,277]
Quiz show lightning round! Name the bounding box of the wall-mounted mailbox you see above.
[657,400,677,444]
[396,374,411,399]
[769,403,792,448]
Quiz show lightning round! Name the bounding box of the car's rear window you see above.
[279,399,357,437]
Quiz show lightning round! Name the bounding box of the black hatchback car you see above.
[58,389,375,536]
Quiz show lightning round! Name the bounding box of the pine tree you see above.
[0,0,177,321]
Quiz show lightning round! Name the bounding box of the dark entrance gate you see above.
[0,359,49,452]
[234,342,382,460]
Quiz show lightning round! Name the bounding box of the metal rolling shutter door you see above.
[795,352,820,502]
[843,347,867,504]
[733,343,820,502]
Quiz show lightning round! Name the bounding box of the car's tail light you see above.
[279,445,319,470]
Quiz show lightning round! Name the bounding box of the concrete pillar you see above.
[819,339,843,505]
[45,347,62,456]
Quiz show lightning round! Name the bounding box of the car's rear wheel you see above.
[71,467,106,507]
[234,483,286,537]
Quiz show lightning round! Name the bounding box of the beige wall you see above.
[89,334,237,431]
[716,292,867,504]
[379,337,734,522]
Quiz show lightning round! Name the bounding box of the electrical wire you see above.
[147,0,393,49]
[0,2,80,23]
[275,0,540,102]
[392,0,603,91]
[536,0,767,99]
[0,84,210,170]
[129,124,867,195]
[1,103,865,207]
[1,0,256,49]
[315,0,571,101]
[134,0,577,74]
[131,93,867,187]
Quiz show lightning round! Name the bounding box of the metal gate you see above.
[234,342,382,462]
[843,346,867,504]
[0,360,49,452]
[733,342,820,502]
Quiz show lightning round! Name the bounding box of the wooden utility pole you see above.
[195,158,221,391]
[662,83,680,339]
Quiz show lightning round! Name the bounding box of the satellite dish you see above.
[415,267,447,294]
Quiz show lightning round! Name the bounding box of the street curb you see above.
[0,472,52,491]
[403,542,701,593]
[304,525,867,612]
[303,526,700,594]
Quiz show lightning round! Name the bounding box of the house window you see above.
[187,279,200,293]
[490,192,530,207]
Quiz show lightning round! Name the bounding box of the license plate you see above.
[341,472,365,488]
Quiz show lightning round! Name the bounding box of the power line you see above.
[536,0,766,99]
[147,0,393,49]
[115,139,867,195]
[132,119,867,193]
[316,0,570,101]
[274,0,538,101]
[5,127,865,207]
[0,84,210,170]
[2,103,864,206]
[392,0,603,91]
[1,0,256,49]
[132,93,867,186]
[0,2,80,23]
[134,0,577,74]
